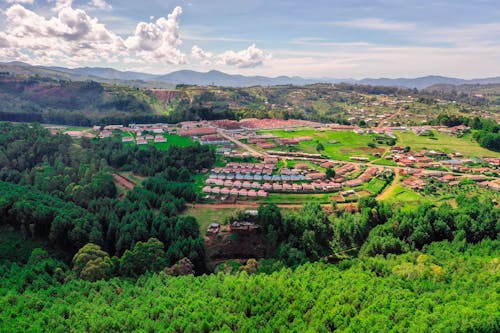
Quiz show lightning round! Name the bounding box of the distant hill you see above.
[359,76,500,90]
[3,62,499,89]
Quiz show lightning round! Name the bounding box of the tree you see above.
[72,243,113,281]
[325,168,335,179]
[119,238,167,277]
[316,142,325,152]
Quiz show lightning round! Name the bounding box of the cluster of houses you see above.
[121,134,166,145]
[202,159,383,199]
[400,168,499,191]
[389,147,499,175]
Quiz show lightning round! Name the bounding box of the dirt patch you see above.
[113,173,135,190]
[205,229,267,267]
[356,190,372,197]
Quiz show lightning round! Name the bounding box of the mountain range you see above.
[1,61,500,89]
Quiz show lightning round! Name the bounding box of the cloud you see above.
[331,18,415,31]
[191,45,212,59]
[89,0,112,11]
[48,0,73,12]
[219,44,271,68]
[125,6,186,64]
[0,3,187,66]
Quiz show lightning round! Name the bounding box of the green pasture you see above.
[394,130,500,158]
[258,128,390,162]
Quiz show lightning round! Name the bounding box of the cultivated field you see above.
[258,128,390,161]
[395,130,500,158]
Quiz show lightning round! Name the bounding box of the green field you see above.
[181,207,237,233]
[258,128,390,161]
[383,184,428,207]
[363,177,387,194]
[258,192,336,204]
[154,134,195,150]
[122,133,195,150]
[394,130,500,158]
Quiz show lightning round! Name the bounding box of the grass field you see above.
[154,134,195,150]
[123,133,195,150]
[363,177,387,194]
[382,184,428,208]
[258,192,336,204]
[394,130,500,158]
[181,207,237,233]
[258,128,390,162]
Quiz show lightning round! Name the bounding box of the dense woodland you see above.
[0,235,498,332]
[0,123,215,273]
[0,123,499,330]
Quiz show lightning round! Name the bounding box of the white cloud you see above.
[0,3,188,66]
[218,44,271,68]
[331,18,415,31]
[89,0,112,11]
[48,0,73,12]
[125,6,186,64]
[191,45,212,59]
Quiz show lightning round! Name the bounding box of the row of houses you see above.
[122,135,166,145]
[207,173,309,182]
[202,187,268,197]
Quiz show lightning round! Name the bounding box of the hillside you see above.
[0,75,174,125]
[0,68,499,127]
[2,62,500,89]
[0,239,498,332]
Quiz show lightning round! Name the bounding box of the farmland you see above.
[395,130,500,158]
[258,128,391,161]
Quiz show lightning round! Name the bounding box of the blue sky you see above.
[1,0,499,78]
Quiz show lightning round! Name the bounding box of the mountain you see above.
[1,62,499,89]
[358,75,500,89]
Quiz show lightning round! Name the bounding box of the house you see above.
[220,187,230,196]
[295,163,309,170]
[345,179,363,187]
[257,190,268,197]
[251,182,261,189]
[320,161,336,168]
[230,188,239,196]
[206,223,220,235]
[307,172,326,180]
[272,183,283,191]
[247,189,257,198]
[262,183,272,191]
[202,186,212,193]
[136,139,148,145]
[154,136,166,143]
[122,136,134,143]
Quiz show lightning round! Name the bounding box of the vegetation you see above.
[0,120,499,331]
[0,123,215,273]
[0,239,498,332]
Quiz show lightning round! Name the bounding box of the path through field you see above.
[376,168,400,201]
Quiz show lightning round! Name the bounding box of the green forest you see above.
[0,123,499,331]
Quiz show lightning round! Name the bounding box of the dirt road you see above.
[376,168,400,201]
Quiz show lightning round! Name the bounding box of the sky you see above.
[1,0,499,78]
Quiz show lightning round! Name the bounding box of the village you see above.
[48,117,500,205]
